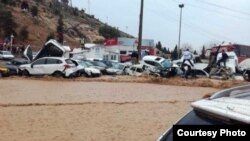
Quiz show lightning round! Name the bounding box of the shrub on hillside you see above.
[19,26,29,41]
[46,32,55,41]
[0,9,17,37]
[31,6,38,17]
[99,25,120,39]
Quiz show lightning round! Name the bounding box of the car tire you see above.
[243,71,250,81]
[52,71,63,78]
[22,70,30,76]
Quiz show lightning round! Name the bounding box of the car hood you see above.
[193,63,208,70]
[23,39,70,62]
[85,67,100,73]
[2,54,14,57]
[19,64,30,68]
[106,68,120,72]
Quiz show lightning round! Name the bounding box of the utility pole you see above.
[88,0,90,14]
[178,3,184,59]
[69,0,72,7]
[138,0,144,60]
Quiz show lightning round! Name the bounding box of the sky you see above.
[72,0,250,51]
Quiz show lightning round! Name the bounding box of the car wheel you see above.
[22,70,30,76]
[52,71,63,78]
[243,71,250,81]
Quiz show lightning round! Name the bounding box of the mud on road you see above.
[0,77,244,141]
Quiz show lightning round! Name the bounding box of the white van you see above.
[216,51,238,73]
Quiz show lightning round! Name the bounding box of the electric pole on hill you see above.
[69,0,72,7]
[137,0,144,60]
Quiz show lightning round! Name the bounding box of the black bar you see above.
[173,125,250,141]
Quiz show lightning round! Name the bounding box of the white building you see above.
[70,43,119,62]
[104,37,155,62]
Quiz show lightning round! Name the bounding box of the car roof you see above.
[0,51,11,53]
[36,57,68,59]
[142,55,165,62]
[191,84,250,124]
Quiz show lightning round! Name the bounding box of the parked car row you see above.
[0,56,132,78]
[1,39,247,80]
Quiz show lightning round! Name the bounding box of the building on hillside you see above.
[103,37,155,62]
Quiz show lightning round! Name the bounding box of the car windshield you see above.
[111,63,124,70]
[160,59,172,68]
[82,61,95,67]
[78,61,89,67]
[65,59,74,64]
[93,61,107,67]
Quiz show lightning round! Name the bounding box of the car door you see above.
[44,58,63,74]
[23,45,33,62]
[30,58,47,75]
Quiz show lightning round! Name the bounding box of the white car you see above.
[106,63,126,75]
[19,57,77,77]
[0,51,14,60]
[74,60,101,77]
[142,55,178,69]
[125,64,145,76]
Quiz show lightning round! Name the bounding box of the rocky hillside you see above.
[0,0,132,50]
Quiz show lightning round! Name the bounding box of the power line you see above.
[172,0,250,21]
[162,1,235,40]
[195,0,250,16]
[145,6,229,42]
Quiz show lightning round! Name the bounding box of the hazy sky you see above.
[72,0,250,51]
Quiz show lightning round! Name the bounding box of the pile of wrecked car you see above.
[0,39,249,81]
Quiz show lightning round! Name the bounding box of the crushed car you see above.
[142,55,178,78]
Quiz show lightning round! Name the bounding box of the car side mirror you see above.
[31,64,34,68]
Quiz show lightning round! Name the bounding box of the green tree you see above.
[0,10,17,37]
[57,15,64,44]
[194,50,198,55]
[167,48,170,54]
[31,6,38,17]
[201,45,206,59]
[61,0,69,5]
[19,26,29,41]
[99,25,120,39]
[163,47,167,54]
[156,41,162,51]
[171,45,178,60]
[1,0,16,6]
[35,0,44,5]
[50,0,61,15]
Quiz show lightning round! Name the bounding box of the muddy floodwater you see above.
[0,79,219,141]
